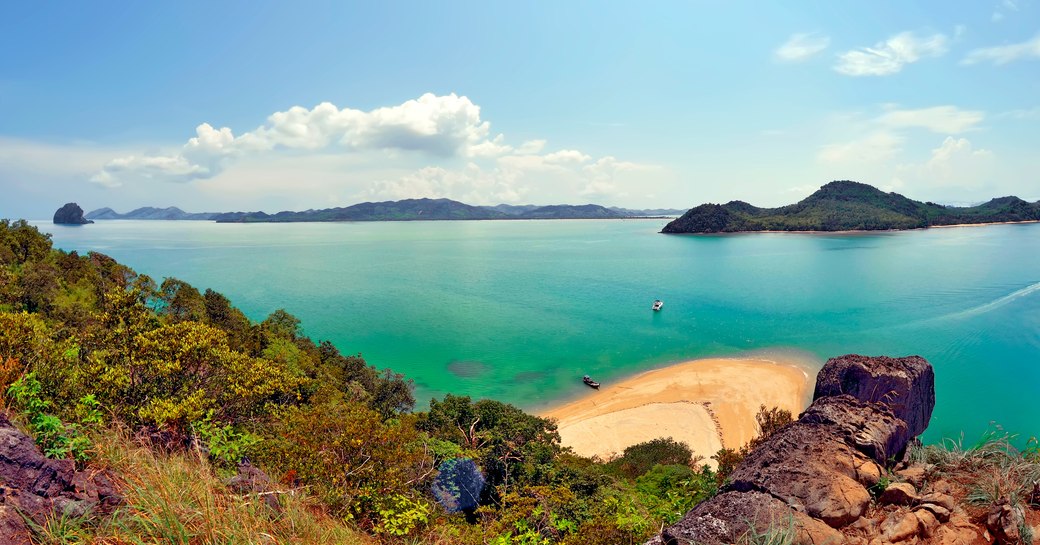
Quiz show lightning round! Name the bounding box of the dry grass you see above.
[29,426,371,545]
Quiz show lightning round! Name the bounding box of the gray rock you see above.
[52,203,94,225]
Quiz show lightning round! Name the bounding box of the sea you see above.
[37,219,1040,446]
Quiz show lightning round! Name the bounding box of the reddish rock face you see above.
[726,423,879,527]
[650,355,937,545]
[812,354,934,438]
[0,413,122,544]
[799,394,910,465]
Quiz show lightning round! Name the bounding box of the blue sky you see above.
[2,1,1038,218]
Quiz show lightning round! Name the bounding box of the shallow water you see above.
[39,219,1040,444]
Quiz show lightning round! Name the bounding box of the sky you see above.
[1,1,1038,218]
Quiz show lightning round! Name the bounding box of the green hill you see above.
[662,181,1040,233]
[214,198,509,222]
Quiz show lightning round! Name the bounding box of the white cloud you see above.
[356,153,659,205]
[896,137,995,190]
[77,93,668,208]
[93,93,509,186]
[543,149,591,164]
[515,139,546,155]
[876,105,985,134]
[775,33,830,62]
[998,107,1040,120]
[962,34,1040,65]
[992,11,1005,21]
[818,131,905,164]
[835,31,949,76]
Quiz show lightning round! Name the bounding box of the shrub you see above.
[251,400,434,531]
[610,437,693,478]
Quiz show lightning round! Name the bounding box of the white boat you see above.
[652,299,663,311]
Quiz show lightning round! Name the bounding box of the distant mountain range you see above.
[87,201,683,222]
[86,207,220,221]
[662,180,1040,234]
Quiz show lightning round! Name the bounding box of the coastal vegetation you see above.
[3,217,1039,543]
[662,180,1040,233]
[0,218,721,544]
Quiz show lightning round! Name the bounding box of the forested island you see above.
[85,200,684,222]
[662,181,1040,234]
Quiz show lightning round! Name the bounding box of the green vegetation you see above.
[0,218,723,543]
[212,199,626,222]
[214,198,511,222]
[662,180,1040,233]
[910,426,1039,545]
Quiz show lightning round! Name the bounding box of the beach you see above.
[540,358,813,467]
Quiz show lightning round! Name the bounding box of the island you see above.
[85,199,684,222]
[52,203,93,225]
[662,180,1040,234]
[86,206,220,221]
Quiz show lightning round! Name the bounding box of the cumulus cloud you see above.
[774,32,831,62]
[819,104,985,167]
[92,93,510,186]
[962,34,1040,65]
[896,137,995,190]
[818,131,905,164]
[835,31,949,76]
[876,105,985,134]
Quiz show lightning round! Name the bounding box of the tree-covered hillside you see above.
[662,181,1040,233]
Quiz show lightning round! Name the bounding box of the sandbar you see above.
[540,358,812,467]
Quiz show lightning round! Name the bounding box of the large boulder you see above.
[813,354,934,437]
[657,490,841,545]
[648,355,937,544]
[0,413,121,541]
[798,395,910,464]
[53,203,93,225]
[725,421,880,528]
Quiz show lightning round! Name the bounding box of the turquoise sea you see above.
[38,219,1040,445]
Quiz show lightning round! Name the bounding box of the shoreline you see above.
[662,219,1040,236]
[539,357,814,467]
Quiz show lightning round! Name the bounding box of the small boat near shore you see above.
[582,375,600,389]
[652,299,663,311]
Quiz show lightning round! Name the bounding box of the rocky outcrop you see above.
[648,354,937,545]
[226,461,280,512]
[0,413,121,544]
[52,203,93,225]
[813,354,934,438]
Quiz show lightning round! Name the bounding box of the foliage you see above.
[916,425,1040,508]
[7,374,94,462]
[418,394,561,500]
[635,464,717,524]
[69,426,372,545]
[712,405,793,487]
[250,400,434,531]
[190,410,260,467]
[608,437,693,478]
[0,218,738,544]
[738,516,796,545]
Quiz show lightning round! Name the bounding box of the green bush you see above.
[610,437,693,478]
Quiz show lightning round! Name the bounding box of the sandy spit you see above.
[539,358,812,467]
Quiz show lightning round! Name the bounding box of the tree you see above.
[158,278,207,323]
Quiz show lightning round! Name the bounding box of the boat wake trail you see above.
[944,281,1040,321]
